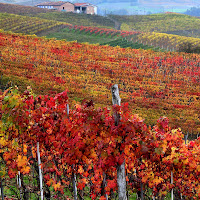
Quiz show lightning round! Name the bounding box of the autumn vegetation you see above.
[2,4,200,52]
[0,12,68,35]
[132,32,200,52]
[112,13,200,36]
[0,31,200,136]
[0,85,200,199]
[0,3,200,200]
[0,3,115,29]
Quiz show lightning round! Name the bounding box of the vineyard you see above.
[0,3,115,29]
[111,13,200,37]
[78,26,161,50]
[131,32,200,52]
[0,13,67,35]
[0,12,162,52]
[2,11,200,53]
[44,25,163,51]
[0,3,200,200]
[0,81,200,200]
[2,3,200,36]
[35,12,115,29]
[2,3,200,52]
[0,30,200,135]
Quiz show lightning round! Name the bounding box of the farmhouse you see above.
[74,3,97,15]
[36,1,97,14]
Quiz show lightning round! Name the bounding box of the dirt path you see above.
[106,15,121,30]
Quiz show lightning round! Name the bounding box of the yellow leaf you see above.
[78,166,84,174]
[142,175,149,183]
[90,148,97,158]
[21,166,30,174]
[17,155,28,168]
[32,148,36,158]
[161,191,168,196]
[182,158,189,165]
[23,144,28,154]
[52,181,61,191]
[197,165,200,172]
[152,176,163,185]
[0,137,7,146]
[46,179,54,186]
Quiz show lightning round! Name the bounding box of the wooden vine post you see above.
[111,84,127,200]
[37,142,44,200]
[0,177,4,200]
[171,171,174,200]
[17,171,22,200]
[67,104,78,200]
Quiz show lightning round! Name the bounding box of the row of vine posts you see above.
[0,84,194,200]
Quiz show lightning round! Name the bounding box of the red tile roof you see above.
[37,1,96,7]
[37,1,72,6]
[74,3,91,7]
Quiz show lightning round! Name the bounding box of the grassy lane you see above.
[45,28,118,44]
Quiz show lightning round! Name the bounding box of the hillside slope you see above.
[0,3,115,28]
[0,12,67,35]
[111,13,200,38]
[36,12,115,28]
[2,3,200,53]
[1,31,200,135]
[0,2,52,14]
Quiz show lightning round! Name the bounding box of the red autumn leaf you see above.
[117,156,124,165]
[77,182,85,190]
[8,169,17,179]
[107,179,117,189]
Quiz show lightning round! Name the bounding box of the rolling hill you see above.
[110,13,200,38]
[1,30,200,136]
[0,2,200,200]
[0,12,67,35]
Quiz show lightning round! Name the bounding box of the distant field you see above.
[1,3,200,53]
[133,32,200,52]
[111,13,200,38]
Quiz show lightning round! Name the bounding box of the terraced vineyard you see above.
[111,13,200,38]
[44,25,163,51]
[45,26,117,44]
[0,9,161,51]
[1,31,200,135]
[131,32,200,52]
[2,3,200,53]
[47,24,200,52]
[0,12,67,35]
[0,3,200,200]
[101,38,162,51]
